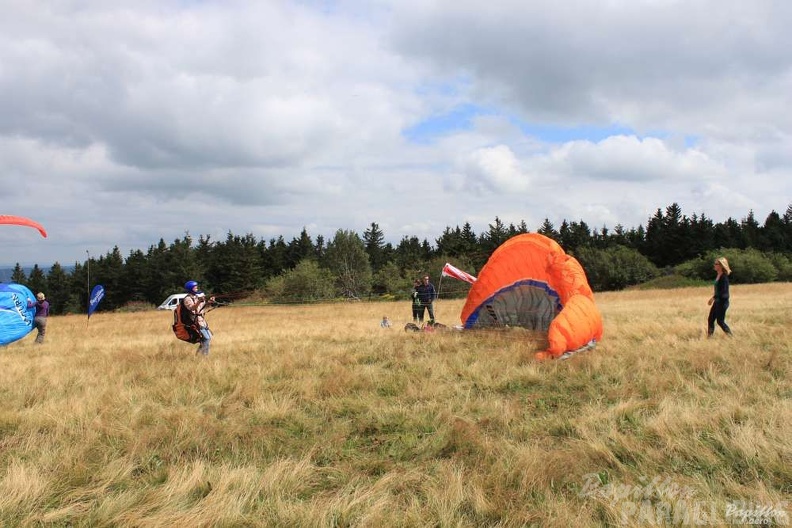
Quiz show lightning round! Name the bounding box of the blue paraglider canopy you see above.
[0,283,36,346]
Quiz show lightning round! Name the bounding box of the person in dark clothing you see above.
[31,292,49,344]
[410,279,422,322]
[707,257,732,337]
[415,275,437,323]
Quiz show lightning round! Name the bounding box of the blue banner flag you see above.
[88,285,105,318]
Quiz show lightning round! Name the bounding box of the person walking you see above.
[410,279,422,323]
[415,275,437,323]
[707,257,733,337]
[182,280,216,355]
[32,292,49,344]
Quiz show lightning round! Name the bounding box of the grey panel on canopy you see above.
[470,284,558,331]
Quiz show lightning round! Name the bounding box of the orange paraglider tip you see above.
[0,215,47,238]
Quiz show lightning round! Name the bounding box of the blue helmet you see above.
[184,280,198,292]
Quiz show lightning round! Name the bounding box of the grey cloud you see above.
[388,0,792,132]
[2,1,791,266]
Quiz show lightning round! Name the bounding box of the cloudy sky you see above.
[2,0,791,267]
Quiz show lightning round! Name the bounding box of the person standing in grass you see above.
[183,280,216,355]
[415,274,437,323]
[707,257,733,337]
[30,292,49,344]
[411,279,422,323]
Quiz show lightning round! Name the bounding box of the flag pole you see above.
[436,271,444,323]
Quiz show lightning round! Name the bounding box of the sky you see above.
[2,0,791,267]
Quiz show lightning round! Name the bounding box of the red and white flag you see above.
[441,263,477,284]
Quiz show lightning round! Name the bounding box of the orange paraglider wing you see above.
[460,233,603,359]
[0,215,47,238]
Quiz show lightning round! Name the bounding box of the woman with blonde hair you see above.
[707,257,732,337]
[32,292,49,343]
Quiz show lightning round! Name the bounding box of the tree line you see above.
[9,202,792,315]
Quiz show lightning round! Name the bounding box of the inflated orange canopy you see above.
[460,233,603,359]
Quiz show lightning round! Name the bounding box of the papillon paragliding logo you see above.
[88,285,105,319]
[9,292,32,325]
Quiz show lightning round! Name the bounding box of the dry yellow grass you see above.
[0,284,790,527]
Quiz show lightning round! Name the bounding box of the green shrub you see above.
[630,274,707,290]
[766,253,792,281]
[372,262,408,299]
[575,246,660,291]
[264,259,336,303]
[676,248,778,284]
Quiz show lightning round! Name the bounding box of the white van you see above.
[157,293,188,311]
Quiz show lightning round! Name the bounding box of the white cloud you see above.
[454,145,530,193]
[1,0,791,265]
[543,136,728,183]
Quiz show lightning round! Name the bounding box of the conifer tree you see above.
[11,263,26,283]
[363,222,387,272]
[761,210,786,252]
[28,264,47,298]
[323,229,372,299]
[45,262,70,315]
[537,218,559,241]
[287,228,315,268]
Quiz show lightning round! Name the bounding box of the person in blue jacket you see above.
[415,275,437,323]
[707,257,733,337]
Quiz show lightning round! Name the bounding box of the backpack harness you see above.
[172,296,202,343]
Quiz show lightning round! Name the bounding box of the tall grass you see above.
[1,284,790,527]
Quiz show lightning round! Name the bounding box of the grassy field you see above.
[1,283,790,527]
